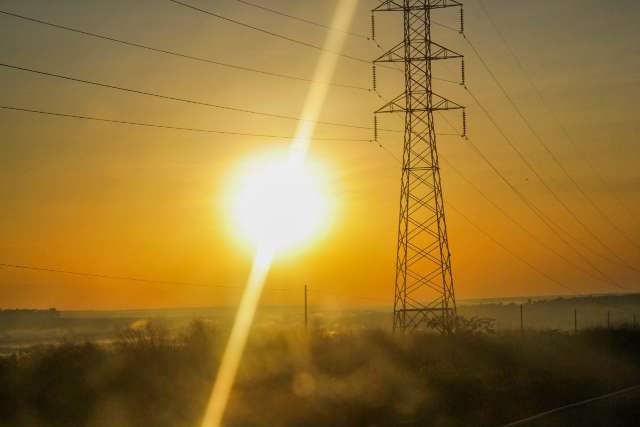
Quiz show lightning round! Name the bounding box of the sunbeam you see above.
[199,1,360,426]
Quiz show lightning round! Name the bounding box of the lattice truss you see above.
[373,0,466,332]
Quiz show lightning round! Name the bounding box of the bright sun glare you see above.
[204,1,357,426]
[230,153,331,252]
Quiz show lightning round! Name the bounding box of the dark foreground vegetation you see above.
[2,322,640,427]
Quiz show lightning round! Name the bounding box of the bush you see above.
[2,324,640,427]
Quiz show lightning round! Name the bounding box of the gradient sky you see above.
[1,0,639,310]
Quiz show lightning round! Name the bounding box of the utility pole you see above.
[373,0,466,333]
[520,304,524,335]
[574,308,577,334]
[304,284,308,331]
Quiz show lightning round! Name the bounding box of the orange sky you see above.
[1,0,639,310]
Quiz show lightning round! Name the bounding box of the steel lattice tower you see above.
[373,0,466,332]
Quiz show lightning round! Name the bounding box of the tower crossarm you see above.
[374,40,463,63]
[376,91,463,114]
[373,0,462,12]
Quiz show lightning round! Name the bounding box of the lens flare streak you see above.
[200,246,273,427]
[200,1,360,426]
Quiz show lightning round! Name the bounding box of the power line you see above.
[374,140,579,295]
[233,0,459,38]
[0,262,241,290]
[168,0,411,77]
[231,0,369,40]
[379,106,615,293]
[434,114,611,286]
[431,20,461,33]
[2,3,628,303]
[464,37,639,273]
[475,0,640,246]
[0,140,608,302]
[446,202,577,294]
[462,108,627,291]
[464,84,637,275]
[376,90,626,292]
[235,0,463,85]
[0,66,448,141]
[0,10,369,92]
[5,63,473,140]
[436,90,627,289]
[0,6,450,97]
[385,99,614,290]
[0,105,369,142]
[0,62,396,133]
[378,103,617,294]
[167,0,370,64]
[439,155,612,289]
[0,262,389,305]
[0,137,610,298]
[384,105,609,290]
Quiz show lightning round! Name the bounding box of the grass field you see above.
[1,321,640,427]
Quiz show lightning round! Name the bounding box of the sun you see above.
[228,152,332,253]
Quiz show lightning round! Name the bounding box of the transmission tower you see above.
[372,0,466,333]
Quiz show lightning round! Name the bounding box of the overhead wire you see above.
[0,262,244,291]
[0,262,389,305]
[2,2,632,300]
[439,155,613,289]
[463,35,639,272]
[445,203,577,294]
[464,84,638,275]
[228,0,459,85]
[0,62,399,133]
[231,0,369,40]
[0,105,370,142]
[417,106,628,293]
[435,112,628,291]
[168,0,452,81]
[459,97,628,291]
[2,116,590,297]
[381,91,597,286]
[373,138,579,294]
[0,10,369,92]
[372,96,574,293]
[233,0,458,38]
[434,113,608,285]
[0,102,449,149]
[167,0,370,64]
[376,94,618,292]
[470,140,628,291]
[475,0,640,246]
[125,1,639,288]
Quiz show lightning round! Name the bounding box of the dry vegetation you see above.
[2,319,640,427]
